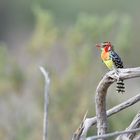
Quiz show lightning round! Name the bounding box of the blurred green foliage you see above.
[29,7,58,53]
[0,1,140,140]
[0,44,12,93]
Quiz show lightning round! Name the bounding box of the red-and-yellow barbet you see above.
[96,41,125,93]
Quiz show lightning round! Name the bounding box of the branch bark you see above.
[72,111,88,140]
[86,111,140,140]
[40,67,50,140]
[72,67,140,140]
[95,67,140,139]
[73,93,140,140]
[116,112,140,140]
[87,128,140,140]
[95,74,112,137]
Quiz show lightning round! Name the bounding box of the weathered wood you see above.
[72,67,140,140]
[116,112,140,140]
[87,128,140,140]
[95,74,112,138]
[95,67,140,139]
[72,111,88,140]
[75,94,140,140]
[40,67,50,140]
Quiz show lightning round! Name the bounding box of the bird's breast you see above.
[103,60,114,70]
[101,51,114,70]
[101,51,110,61]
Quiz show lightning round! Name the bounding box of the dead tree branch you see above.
[72,111,88,140]
[116,112,140,140]
[72,67,140,140]
[87,128,140,140]
[95,67,140,139]
[95,74,112,137]
[73,94,140,140]
[40,67,50,140]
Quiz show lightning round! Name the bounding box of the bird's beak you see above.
[96,43,101,48]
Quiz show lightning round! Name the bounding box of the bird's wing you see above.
[110,51,124,68]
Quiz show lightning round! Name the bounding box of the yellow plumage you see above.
[97,42,125,93]
[101,49,114,70]
[103,59,114,70]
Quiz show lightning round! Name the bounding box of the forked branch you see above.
[95,67,140,139]
[72,94,140,140]
[116,111,140,140]
[87,111,140,140]
[72,67,140,140]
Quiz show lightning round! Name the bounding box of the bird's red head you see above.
[96,42,113,52]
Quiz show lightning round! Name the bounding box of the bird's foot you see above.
[107,69,120,81]
[115,69,124,82]
[114,69,120,81]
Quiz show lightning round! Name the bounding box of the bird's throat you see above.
[101,50,110,61]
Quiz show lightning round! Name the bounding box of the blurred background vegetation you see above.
[0,0,140,140]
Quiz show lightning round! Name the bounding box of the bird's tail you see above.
[116,80,125,93]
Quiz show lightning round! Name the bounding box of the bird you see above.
[96,41,125,93]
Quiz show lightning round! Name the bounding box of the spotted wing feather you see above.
[110,51,123,68]
[110,51,125,93]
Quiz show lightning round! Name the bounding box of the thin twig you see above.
[72,111,88,140]
[116,112,140,140]
[40,66,50,140]
[87,128,140,140]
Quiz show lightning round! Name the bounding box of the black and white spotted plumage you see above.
[110,51,125,93]
[110,51,123,69]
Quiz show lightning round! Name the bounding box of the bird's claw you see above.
[107,69,120,81]
[114,69,121,81]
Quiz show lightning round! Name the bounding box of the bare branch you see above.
[40,66,50,140]
[105,94,140,117]
[76,94,140,139]
[111,67,140,80]
[73,67,140,140]
[72,111,88,140]
[87,128,140,140]
[116,112,140,140]
[95,67,140,139]
[95,74,111,137]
